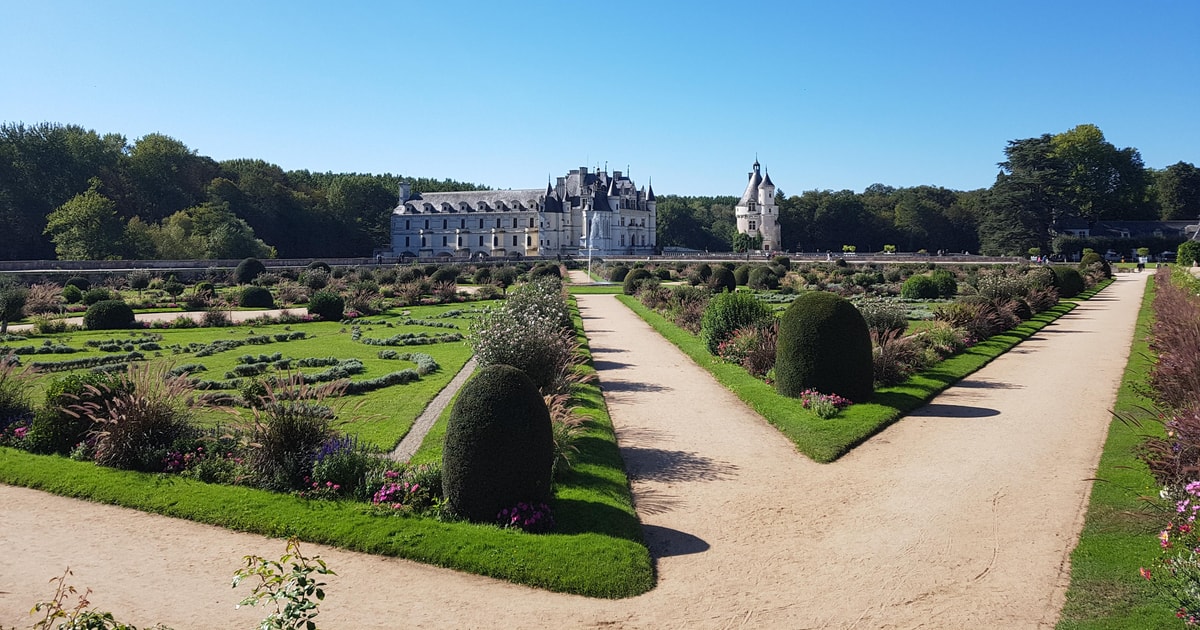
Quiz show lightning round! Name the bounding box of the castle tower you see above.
[735,160,780,251]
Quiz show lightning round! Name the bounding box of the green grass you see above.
[0,299,653,599]
[1057,277,1179,629]
[618,292,1094,463]
[567,284,623,294]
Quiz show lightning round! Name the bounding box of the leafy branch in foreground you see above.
[232,538,335,630]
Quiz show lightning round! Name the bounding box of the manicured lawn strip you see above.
[0,448,648,598]
[1072,277,1115,301]
[1057,278,1176,629]
[567,284,623,294]
[618,294,1083,463]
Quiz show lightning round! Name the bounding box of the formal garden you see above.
[8,249,1195,629]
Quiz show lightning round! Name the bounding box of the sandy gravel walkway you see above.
[1,273,1146,629]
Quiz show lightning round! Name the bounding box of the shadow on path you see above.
[642,525,710,558]
[908,403,1001,418]
[623,446,738,483]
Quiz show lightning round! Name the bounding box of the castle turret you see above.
[735,159,781,252]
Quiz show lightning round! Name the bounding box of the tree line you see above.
[0,122,486,260]
[658,124,1200,255]
[2,122,1198,260]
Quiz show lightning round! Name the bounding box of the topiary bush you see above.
[622,269,654,295]
[900,274,939,299]
[709,266,736,293]
[442,364,554,523]
[700,291,774,354]
[83,300,135,330]
[430,266,460,284]
[775,291,873,403]
[529,264,562,280]
[307,260,331,273]
[1050,266,1085,298]
[609,265,630,282]
[1179,241,1200,267]
[748,266,780,290]
[65,277,90,291]
[82,287,114,305]
[733,265,752,286]
[239,285,275,308]
[1078,252,1111,278]
[61,283,83,304]
[234,257,267,284]
[929,269,958,297]
[307,290,344,321]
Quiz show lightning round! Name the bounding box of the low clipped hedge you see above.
[239,286,275,308]
[622,269,653,295]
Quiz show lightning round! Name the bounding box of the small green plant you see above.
[883,244,896,254]
[900,274,938,299]
[700,291,773,354]
[27,566,169,630]
[232,538,335,630]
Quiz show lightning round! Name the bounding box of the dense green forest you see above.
[2,122,1197,260]
[0,122,487,260]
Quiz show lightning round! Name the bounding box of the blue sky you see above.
[3,1,1197,197]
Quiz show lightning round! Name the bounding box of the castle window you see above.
[457,236,462,246]
[421,236,426,246]
[512,218,518,228]
[528,217,534,228]
[620,235,625,246]
[749,221,757,230]
[479,219,484,229]
[424,219,429,229]
[442,236,447,246]
[512,235,518,246]
[405,237,410,247]
[478,235,484,246]
[460,219,465,229]
[442,219,447,229]
[526,235,531,246]
[493,235,498,247]
[405,220,410,230]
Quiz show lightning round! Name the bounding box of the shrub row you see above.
[359,332,464,346]
[29,352,145,373]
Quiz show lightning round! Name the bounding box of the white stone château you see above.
[734,159,780,251]
[388,167,656,258]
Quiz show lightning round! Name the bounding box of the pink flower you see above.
[1141,567,1153,580]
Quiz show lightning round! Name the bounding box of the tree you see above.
[732,232,762,252]
[43,179,125,260]
[1155,162,1200,220]
[0,276,27,334]
[124,133,217,222]
[1050,124,1151,222]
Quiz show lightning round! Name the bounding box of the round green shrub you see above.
[900,275,939,299]
[233,257,266,284]
[748,266,780,291]
[623,268,654,295]
[83,300,135,330]
[82,287,113,306]
[772,256,791,269]
[442,364,554,523]
[1179,241,1200,267]
[775,291,873,403]
[709,266,736,293]
[654,268,671,281]
[239,286,275,308]
[61,284,83,304]
[430,266,460,284]
[929,269,958,297]
[472,267,491,284]
[194,281,215,295]
[733,265,752,286]
[609,265,630,282]
[1051,266,1085,298]
[695,263,713,282]
[701,291,773,354]
[529,264,561,280]
[307,261,331,273]
[307,290,344,321]
[65,277,90,291]
[1078,252,1111,278]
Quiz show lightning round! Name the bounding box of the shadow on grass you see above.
[553,497,643,540]
[642,524,710,558]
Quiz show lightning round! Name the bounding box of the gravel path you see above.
[388,357,477,462]
[0,273,1147,628]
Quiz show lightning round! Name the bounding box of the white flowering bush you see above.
[470,277,578,394]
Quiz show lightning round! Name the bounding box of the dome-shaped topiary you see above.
[442,364,554,523]
[733,265,752,286]
[239,286,275,308]
[430,266,460,284]
[623,268,654,295]
[900,274,939,299]
[1078,252,1111,278]
[775,291,873,403]
[84,300,135,330]
[65,277,90,291]
[609,265,630,282]
[307,260,331,273]
[307,290,344,321]
[234,258,266,284]
[929,269,957,297]
[1051,266,1085,298]
[709,266,736,293]
[701,291,773,354]
[61,284,83,304]
[748,266,780,290]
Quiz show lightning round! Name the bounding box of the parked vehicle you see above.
[1159,251,1177,262]
[1103,250,1123,262]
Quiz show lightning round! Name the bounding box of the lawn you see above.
[1056,276,1180,628]
[0,297,653,598]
